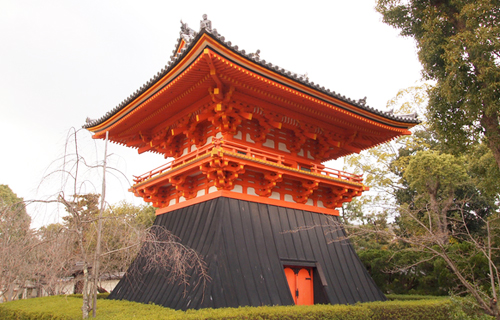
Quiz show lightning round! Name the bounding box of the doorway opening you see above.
[284,266,314,305]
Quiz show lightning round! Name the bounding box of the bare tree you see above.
[33,223,74,296]
[127,225,210,294]
[31,128,209,318]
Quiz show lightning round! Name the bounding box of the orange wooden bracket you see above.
[204,49,224,99]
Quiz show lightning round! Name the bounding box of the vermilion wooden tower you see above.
[85,16,418,310]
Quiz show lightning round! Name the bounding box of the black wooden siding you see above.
[109,197,385,309]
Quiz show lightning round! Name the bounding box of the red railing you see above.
[311,165,363,183]
[133,139,222,183]
[216,139,287,165]
[133,138,362,184]
[133,161,173,184]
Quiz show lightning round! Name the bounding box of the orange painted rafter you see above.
[229,84,405,141]
[119,95,213,143]
[228,98,388,157]
[195,43,416,130]
[229,91,362,136]
[216,70,410,136]
[203,49,224,100]
[230,91,391,150]
[117,73,212,138]
[91,59,210,139]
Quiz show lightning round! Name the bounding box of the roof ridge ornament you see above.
[200,14,212,32]
[358,96,367,106]
[396,112,418,119]
[248,49,261,60]
[180,20,196,42]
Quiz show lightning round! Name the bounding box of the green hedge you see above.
[65,293,110,300]
[385,294,449,301]
[0,295,453,320]
[366,300,452,320]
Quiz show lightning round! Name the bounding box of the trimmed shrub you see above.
[0,295,453,320]
[386,294,449,301]
[365,299,452,320]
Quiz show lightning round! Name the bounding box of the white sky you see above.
[0,0,422,228]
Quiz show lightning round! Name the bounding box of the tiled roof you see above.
[84,15,419,129]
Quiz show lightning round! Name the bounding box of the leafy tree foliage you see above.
[56,196,156,275]
[0,184,30,237]
[0,185,33,302]
[344,84,500,318]
[358,248,456,296]
[376,0,500,172]
[98,201,156,273]
[350,135,500,315]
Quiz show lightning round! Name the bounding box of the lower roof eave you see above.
[155,191,340,216]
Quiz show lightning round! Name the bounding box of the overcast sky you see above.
[0,0,423,228]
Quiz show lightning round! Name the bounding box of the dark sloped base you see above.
[109,197,385,309]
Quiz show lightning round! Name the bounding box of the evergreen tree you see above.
[376,0,500,171]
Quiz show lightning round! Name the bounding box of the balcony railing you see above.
[133,138,363,184]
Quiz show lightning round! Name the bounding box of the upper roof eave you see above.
[84,19,419,132]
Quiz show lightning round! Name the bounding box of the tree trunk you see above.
[82,265,90,319]
[493,300,500,320]
[6,283,14,302]
[481,111,500,172]
[438,191,455,243]
[438,251,496,317]
[428,188,448,244]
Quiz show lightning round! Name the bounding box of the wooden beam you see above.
[138,145,155,154]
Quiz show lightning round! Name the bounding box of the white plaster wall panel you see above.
[263,139,275,148]
[246,133,255,143]
[270,192,280,200]
[278,142,290,153]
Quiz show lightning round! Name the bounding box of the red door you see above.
[284,267,314,305]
